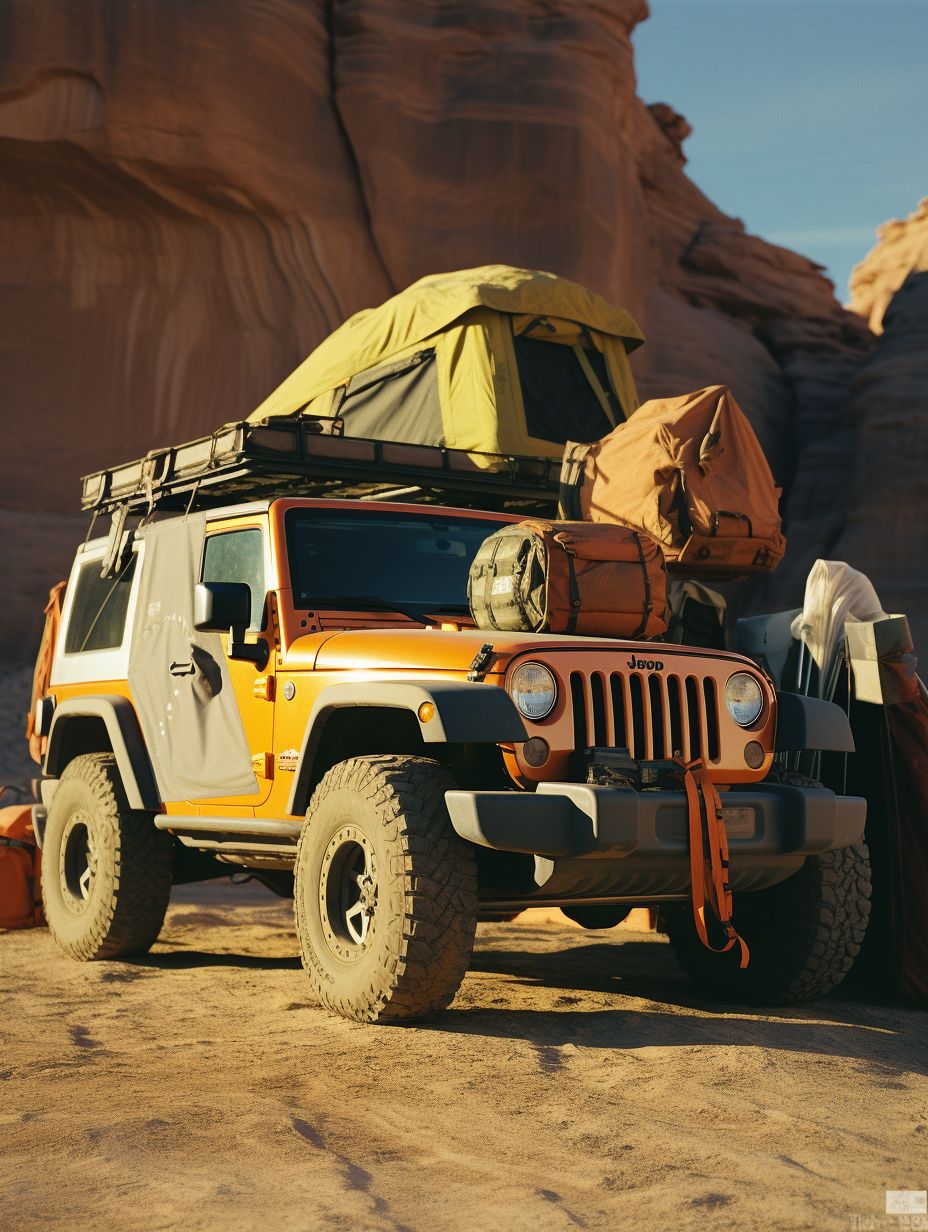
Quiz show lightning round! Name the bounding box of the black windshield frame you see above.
[283,508,508,616]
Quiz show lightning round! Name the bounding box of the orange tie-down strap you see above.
[678,758,750,968]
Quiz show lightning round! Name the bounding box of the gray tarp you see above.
[128,515,258,802]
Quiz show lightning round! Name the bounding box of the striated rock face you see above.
[837,206,928,650]
[0,0,911,659]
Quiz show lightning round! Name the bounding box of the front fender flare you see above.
[44,695,160,811]
[774,691,855,754]
[286,680,527,816]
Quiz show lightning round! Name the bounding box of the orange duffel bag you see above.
[0,804,44,930]
[468,519,667,639]
[559,385,786,577]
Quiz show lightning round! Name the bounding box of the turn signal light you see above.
[417,701,436,723]
[522,737,549,767]
[744,740,765,769]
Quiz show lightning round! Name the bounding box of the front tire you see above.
[664,841,872,1005]
[294,755,478,1024]
[42,754,174,960]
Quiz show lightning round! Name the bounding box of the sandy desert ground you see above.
[1,881,925,1232]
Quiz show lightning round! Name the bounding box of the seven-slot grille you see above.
[568,670,721,763]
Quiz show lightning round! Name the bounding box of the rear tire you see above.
[42,754,174,960]
[664,841,871,1005]
[294,755,478,1024]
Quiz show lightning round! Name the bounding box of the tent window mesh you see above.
[513,335,618,444]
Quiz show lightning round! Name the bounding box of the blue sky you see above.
[633,0,928,300]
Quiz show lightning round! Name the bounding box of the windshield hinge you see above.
[100,505,134,579]
[468,642,495,682]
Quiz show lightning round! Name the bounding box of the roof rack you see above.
[80,418,562,516]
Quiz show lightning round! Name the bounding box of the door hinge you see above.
[251,752,274,779]
[253,675,275,701]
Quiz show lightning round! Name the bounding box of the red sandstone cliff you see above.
[0,0,919,657]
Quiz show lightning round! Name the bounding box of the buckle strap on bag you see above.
[558,443,587,520]
[677,757,750,969]
[482,536,503,631]
[563,543,581,635]
[628,530,653,638]
[0,836,33,852]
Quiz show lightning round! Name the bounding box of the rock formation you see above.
[0,0,920,660]
[849,199,928,333]
[835,204,928,650]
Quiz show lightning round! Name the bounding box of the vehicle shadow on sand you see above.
[132,949,302,971]
[452,939,927,1075]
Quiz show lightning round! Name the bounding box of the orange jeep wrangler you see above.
[30,424,870,1023]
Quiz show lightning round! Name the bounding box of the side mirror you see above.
[194,582,251,632]
[194,582,268,668]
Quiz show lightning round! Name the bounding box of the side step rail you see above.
[154,815,303,858]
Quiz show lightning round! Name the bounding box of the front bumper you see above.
[444,782,866,903]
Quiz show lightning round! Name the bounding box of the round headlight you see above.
[509,662,557,721]
[725,672,764,727]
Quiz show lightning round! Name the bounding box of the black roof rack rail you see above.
[80,417,562,516]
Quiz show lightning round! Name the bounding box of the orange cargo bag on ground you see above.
[468,519,667,639]
[559,385,786,577]
[0,805,44,930]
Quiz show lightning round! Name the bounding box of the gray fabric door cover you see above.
[128,515,258,802]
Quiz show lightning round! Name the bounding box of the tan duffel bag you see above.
[559,385,786,577]
[467,519,667,638]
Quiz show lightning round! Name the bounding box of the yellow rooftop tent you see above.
[248,265,645,461]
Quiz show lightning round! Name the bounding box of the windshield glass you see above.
[284,508,508,615]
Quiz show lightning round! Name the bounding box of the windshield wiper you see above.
[303,595,462,624]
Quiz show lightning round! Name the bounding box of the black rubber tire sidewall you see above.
[294,755,478,1024]
[297,777,406,1010]
[42,754,173,960]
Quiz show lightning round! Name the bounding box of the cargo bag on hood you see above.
[0,805,43,930]
[559,385,786,577]
[467,520,667,638]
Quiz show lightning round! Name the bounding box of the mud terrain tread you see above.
[295,755,478,1023]
[43,753,174,960]
[784,840,872,1002]
[665,841,872,1005]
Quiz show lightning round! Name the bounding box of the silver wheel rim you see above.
[319,827,378,961]
[60,811,97,913]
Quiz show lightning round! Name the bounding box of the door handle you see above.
[169,660,196,676]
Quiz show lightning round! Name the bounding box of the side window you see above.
[202,529,266,630]
[64,555,137,654]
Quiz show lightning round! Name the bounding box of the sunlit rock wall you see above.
[2,0,914,659]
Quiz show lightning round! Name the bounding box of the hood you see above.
[305,626,748,675]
